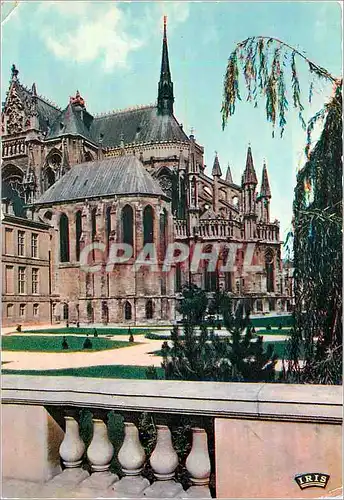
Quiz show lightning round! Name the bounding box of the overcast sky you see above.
[2,1,342,241]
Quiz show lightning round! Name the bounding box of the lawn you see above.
[2,335,137,353]
[250,315,294,328]
[2,364,164,379]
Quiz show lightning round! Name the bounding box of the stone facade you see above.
[1,22,293,326]
[1,209,52,326]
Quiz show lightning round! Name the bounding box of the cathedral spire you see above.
[225,163,233,183]
[260,160,271,198]
[157,15,174,116]
[242,145,258,185]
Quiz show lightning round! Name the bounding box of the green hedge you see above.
[2,335,135,352]
[2,364,165,379]
[22,327,164,336]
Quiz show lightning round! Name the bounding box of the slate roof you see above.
[34,155,167,205]
[90,105,189,148]
[46,103,95,143]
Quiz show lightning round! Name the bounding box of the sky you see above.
[1,1,342,243]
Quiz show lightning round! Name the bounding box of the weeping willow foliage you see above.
[222,36,338,142]
[289,83,342,384]
[222,36,342,384]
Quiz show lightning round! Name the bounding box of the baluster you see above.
[111,421,149,497]
[49,413,89,487]
[143,424,184,498]
[185,428,211,498]
[81,415,118,490]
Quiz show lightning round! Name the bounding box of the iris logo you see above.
[295,473,330,490]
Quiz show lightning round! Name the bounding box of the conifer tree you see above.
[162,285,278,382]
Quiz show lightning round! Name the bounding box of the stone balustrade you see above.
[2,138,27,157]
[2,375,342,499]
[257,223,280,242]
[174,218,241,240]
[198,219,240,240]
[174,218,188,238]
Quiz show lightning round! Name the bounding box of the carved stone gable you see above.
[4,86,27,135]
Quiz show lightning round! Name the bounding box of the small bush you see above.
[145,365,159,379]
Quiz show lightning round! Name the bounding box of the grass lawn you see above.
[2,364,165,379]
[250,315,294,328]
[2,335,138,353]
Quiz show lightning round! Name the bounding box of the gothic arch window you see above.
[44,166,56,190]
[91,208,97,260]
[106,206,112,249]
[75,210,82,261]
[59,213,70,262]
[175,264,182,292]
[122,204,134,247]
[143,205,154,245]
[157,169,173,197]
[203,245,218,292]
[145,299,154,320]
[102,301,109,324]
[48,153,62,170]
[265,249,274,292]
[62,303,69,321]
[160,208,168,258]
[124,301,132,321]
[219,189,227,201]
[2,164,24,198]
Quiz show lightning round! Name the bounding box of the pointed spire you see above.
[31,82,37,96]
[260,160,271,198]
[212,152,222,177]
[157,15,174,115]
[243,145,258,185]
[225,163,233,183]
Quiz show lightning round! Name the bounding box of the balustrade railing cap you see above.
[2,375,342,425]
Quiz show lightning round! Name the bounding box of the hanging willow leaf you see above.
[222,36,337,139]
[221,51,241,129]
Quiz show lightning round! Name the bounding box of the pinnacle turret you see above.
[225,163,233,183]
[157,16,174,115]
[242,145,258,185]
[260,161,271,198]
[212,152,222,177]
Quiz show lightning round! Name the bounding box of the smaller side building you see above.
[2,185,52,326]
